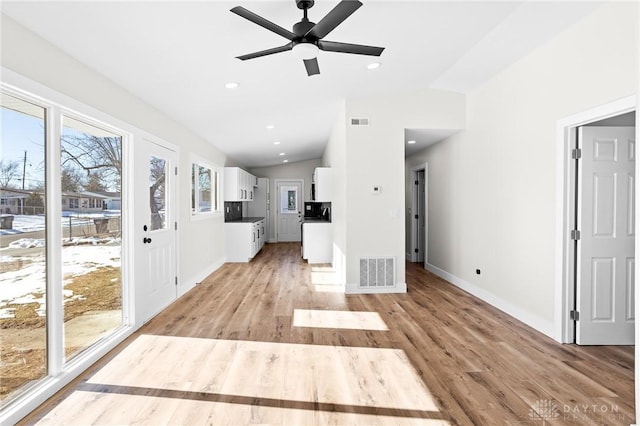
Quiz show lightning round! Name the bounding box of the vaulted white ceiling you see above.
[1,1,603,167]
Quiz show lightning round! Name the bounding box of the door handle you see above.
[143,237,152,244]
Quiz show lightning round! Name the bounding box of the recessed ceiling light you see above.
[225,82,239,89]
[274,141,281,145]
[279,152,286,156]
[407,140,416,144]
[266,124,275,130]
[283,160,289,163]
[367,62,381,70]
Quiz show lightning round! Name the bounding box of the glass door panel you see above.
[149,156,166,231]
[0,93,47,406]
[280,186,299,214]
[60,116,122,361]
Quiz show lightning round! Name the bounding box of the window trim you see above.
[190,154,222,220]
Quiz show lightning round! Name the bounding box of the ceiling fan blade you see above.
[306,0,362,39]
[231,6,296,40]
[318,40,384,56]
[304,58,320,76]
[237,43,293,61]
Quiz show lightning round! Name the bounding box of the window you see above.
[61,114,123,360]
[1,86,127,414]
[0,92,47,407]
[191,158,221,217]
[280,185,299,214]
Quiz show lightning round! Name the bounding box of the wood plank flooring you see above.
[22,243,634,425]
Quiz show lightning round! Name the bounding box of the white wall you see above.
[249,158,322,242]
[322,102,347,284]
[334,89,466,293]
[406,1,638,337]
[0,14,228,301]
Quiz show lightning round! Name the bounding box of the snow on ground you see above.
[0,211,120,236]
[0,238,120,318]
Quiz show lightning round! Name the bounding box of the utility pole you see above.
[21,150,27,190]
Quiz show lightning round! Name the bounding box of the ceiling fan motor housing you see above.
[293,20,316,40]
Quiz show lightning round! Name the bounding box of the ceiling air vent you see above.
[350,117,370,126]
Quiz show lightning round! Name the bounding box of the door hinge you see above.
[175,276,178,286]
[414,180,419,185]
[175,221,178,230]
[414,248,419,253]
[570,229,581,241]
[414,214,419,219]
[571,148,582,160]
[570,310,580,321]
[175,166,178,175]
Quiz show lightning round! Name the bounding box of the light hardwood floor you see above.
[22,243,634,425]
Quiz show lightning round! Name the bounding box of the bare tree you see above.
[61,134,121,191]
[84,171,107,193]
[0,160,20,188]
[61,166,83,192]
[149,157,166,230]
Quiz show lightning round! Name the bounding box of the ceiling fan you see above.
[231,0,385,76]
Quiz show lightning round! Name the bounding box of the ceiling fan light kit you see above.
[231,0,385,77]
[292,43,319,60]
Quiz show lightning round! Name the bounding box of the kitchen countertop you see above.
[225,217,264,223]
[302,218,331,223]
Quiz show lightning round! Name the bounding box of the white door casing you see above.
[276,180,302,242]
[417,169,426,264]
[577,126,635,345]
[138,139,178,323]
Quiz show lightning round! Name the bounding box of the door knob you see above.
[143,237,152,244]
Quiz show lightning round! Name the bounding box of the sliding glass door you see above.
[60,115,123,361]
[0,93,48,404]
[0,89,127,407]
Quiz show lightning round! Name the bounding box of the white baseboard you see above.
[179,256,225,297]
[345,281,407,294]
[425,263,555,339]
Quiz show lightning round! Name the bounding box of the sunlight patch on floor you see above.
[293,308,389,331]
[37,391,450,425]
[313,284,345,293]
[34,334,447,424]
[310,265,337,285]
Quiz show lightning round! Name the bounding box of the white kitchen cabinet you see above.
[225,218,265,262]
[247,178,269,242]
[302,222,332,264]
[313,167,332,202]
[224,167,257,202]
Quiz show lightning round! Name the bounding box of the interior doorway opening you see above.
[556,98,637,345]
[409,164,428,267]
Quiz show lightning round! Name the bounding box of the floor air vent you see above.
[359,257,394,288]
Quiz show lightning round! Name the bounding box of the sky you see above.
[1,101,122,192]
[0,106,46,190]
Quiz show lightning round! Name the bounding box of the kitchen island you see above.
[302,220,332,264]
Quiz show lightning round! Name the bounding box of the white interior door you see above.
[139,140,177,323]
[577,126,635,345]
[276,180,302,242]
